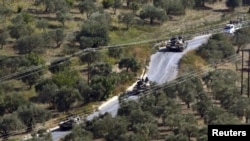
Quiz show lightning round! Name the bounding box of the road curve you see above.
[147,34,211,84]
[51,34,211,141]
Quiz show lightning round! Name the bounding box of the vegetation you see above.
[62,32,249,140]
[0,0,249,140]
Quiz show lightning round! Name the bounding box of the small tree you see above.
[76,16,110,48]
[118,58,140,72]
[89,62,112,78]
[112,0,122,14]
[78,0,96,18]
[8,24,33,39]
[108,47,123,59]
[56,11,67,27]
[139,4,166,24]
[52,28,64,47]
[36,19,48,32]
[14,34,45,54]
[0,6,13,20]
[0,114,26,137]
[80,51,101,85]
[63,126,93,141]
[54,87,82,112]
[102,0,114,8]
[0,29,9,49]
[226,0,242,11]
[17,104,51,130]
[129,2,140,14]
[119,12,135,30]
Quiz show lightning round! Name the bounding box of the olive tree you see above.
[139,4,166,24]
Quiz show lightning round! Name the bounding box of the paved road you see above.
[147,34,211,84]
[51,34,211,141]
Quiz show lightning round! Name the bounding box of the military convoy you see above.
[166,36,188,52]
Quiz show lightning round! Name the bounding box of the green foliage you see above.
[0,92,28,115]
[26,132,53,141]
[14,34,45,54]
[18,66,44,88]
[36,19,48,32]
[17,104,52,129]
[89,62,112,78]
[118,58,140,72]
[102,0,114,8]
[8,24,33,39]
[0,29,9,49]
[226,0,242,11]
[0,6,13,19]
[56,11,67,27]
[78,0,96,18]
[228,97,250,119]
[49,58,71,73]
[129,2,140,13]
[167,0,186,15]
[54,87,82,112]
[86,113,127,139]
[118,12,135,30]
[108,46,123,59]
[165,134,189,141]
[63,125,93,141]
[90,75,116,100]
[192,92,212,118]
[0,114,26,136]
[112,0,122,14]
[75,79,92,103]
[153,0,187,15]
[197,34,235,64]
[35,0,70,13]
[139,4,166,24]
[25,53,45,66]
[176,77,203,108]
[36,82,58,107]
[77,13,110,48]
[204,106,240,124]
[22,12,33,24]
[52,28,64,47]
[233,27,250,53]
[0,56,30,77]
[52,69,79,87]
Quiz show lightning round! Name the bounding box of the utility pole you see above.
[241,50,244,95]
[248,50,250,97]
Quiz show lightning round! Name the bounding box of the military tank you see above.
[59,115,82,130]
[166,36,188,52]
[131,77,150,95]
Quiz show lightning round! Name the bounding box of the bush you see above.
[196,34,235,64]
[102,0,114,8]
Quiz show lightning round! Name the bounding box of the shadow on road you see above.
[158,48,183,53]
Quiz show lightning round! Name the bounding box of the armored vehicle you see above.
[59,115,82,130]
[166,36,188,52]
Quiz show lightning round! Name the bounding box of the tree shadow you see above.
[194,5,213,11]
[48,23,63,29]
[158,47,183,53]
[27,8,44,15]
[213,8,230,13]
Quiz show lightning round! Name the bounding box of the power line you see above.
[0,19,248,139]
[0,53,241,140]
[2,19,249,84]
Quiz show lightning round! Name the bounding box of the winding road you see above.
[51,34,211,141]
